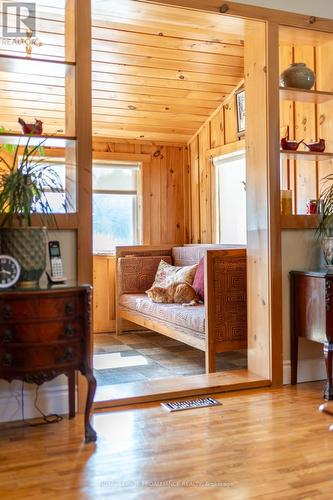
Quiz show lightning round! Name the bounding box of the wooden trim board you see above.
[142,0,333,33]
[93,369,270,407]
[208,139,245,158]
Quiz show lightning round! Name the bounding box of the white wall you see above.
[232,0,333,18]
[0,230,77,422]
[282,230,326,384]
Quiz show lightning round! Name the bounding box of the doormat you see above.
[161,397,221,412]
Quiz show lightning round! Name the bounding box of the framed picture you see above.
[235,89,245,136]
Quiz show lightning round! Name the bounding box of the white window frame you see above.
[213,149,246,245]
[92,161,142,253]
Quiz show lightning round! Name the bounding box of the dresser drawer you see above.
[0,321,83,344]
[0,295,81,322]
[0,342,81,372]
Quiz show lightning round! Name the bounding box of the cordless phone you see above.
[47,241,66,283]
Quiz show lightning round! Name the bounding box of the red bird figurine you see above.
[18,117,43,135]
[303,138,326,153]
[280,136,304,151]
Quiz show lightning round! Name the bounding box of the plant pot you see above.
[322,237,333,269]
[0,227,47,287]
[280,63,316,90]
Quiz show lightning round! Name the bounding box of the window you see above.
[20,156,76,214]
[214,151,246,245]
[93,163,141,254]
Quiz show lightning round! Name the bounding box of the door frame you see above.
[78,1,333,411]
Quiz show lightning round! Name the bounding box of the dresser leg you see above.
[82,369,97,443]
[291,337,298,385]
[324,342,333,400]
[68,370,76,418]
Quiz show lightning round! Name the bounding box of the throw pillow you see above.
[152,259,198,288]
[192,257,204,302]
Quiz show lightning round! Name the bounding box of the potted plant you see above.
[0,137,67,287]
[318,172,333,268]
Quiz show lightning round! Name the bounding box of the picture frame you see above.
[235,89,245,136]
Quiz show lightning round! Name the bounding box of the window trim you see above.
[213,149,246,245]
[92,160,142,254]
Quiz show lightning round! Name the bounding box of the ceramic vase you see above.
[0,227,47,287]
[280,63,316,90]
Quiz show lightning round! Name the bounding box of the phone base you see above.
[46,272,67,284]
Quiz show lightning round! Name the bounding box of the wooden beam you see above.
[140,0,333,33]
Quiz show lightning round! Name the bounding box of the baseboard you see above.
[0,383,72,423]
[283,359,326,385]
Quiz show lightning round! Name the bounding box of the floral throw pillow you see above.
[151,259,198,288]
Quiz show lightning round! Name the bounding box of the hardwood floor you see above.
[1,382,333,499]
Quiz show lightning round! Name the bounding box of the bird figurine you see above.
[18,117,43,135]
[303,138,326,153]
[280,136,304,151]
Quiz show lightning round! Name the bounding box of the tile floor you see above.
[93,330,247,386]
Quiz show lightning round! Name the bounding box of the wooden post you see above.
[245,20,282,384]
[76,0,92,285]
[75,0,92,413]
[266,22,283,385]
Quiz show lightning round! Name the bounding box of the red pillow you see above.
[192,257,204,302]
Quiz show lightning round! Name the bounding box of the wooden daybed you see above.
[116,244,247,373]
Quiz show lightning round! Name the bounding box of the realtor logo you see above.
[2,2,36,37]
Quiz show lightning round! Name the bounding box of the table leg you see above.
[290,274,298,385]
[82,368,97,443]
[68,370,76,418]
[324,342,333,400]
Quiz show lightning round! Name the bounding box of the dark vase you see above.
[280,63,316,90]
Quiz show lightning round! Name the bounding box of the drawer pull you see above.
[64,347,74,362]
[2,329,13,343]
[64,326,74,339]
[3,305,12,320]
[3,353,13,367]
[65,303,74,315]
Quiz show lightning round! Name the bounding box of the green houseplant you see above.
[0,136,67,287]
[317,172,333,268]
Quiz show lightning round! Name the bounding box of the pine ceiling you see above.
[92,0,245,142]
[0,0,245,144]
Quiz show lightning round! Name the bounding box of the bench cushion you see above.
[119,293,205,337]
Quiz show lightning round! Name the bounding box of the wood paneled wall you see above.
[93,138,189,245]
[187,89,243,243]
[280,41,333,214]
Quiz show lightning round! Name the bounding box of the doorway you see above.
[90,0,281,406]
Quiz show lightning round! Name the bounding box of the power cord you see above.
[21,382,63,427]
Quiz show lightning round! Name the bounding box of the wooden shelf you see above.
[0,133,76,147]
[280,150,333,162]
[0,57,75,78]
[281,214,320,230]
[0,54,75,66]
[280,87,333,104]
